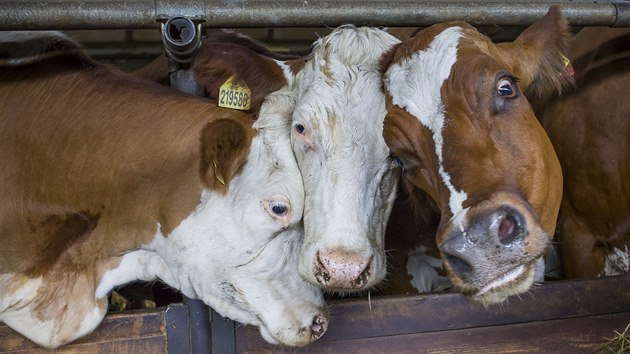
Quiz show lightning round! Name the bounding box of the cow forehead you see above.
[385,26,470,229]
[293,27,399,153]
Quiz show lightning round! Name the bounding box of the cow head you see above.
[382,6,571,304]
[150,90,328,346]
[290,26,402,292]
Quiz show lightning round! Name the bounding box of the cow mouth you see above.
[475,264,525,297]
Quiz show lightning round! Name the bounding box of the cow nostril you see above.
[443,253,473,279]
[498,213,520,245]
[314,252,331,285]
[310,313,328,340]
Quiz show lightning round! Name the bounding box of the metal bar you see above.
[184,297,213,354]
[162,17,212,354]
[165,304,192,354]
[210,309,237,354]
[0,1,629,30]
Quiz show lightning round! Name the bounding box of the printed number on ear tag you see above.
[218,76,251,111]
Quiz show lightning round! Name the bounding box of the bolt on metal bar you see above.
[0,1,629,30]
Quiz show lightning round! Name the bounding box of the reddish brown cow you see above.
[537,27,630,278]
[381,6,572,304]
[0,31,327,348]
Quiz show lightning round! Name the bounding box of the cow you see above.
[381,6,573,304]
[0,31,328,348]
[138,27,403,293]
[536,26,630,278]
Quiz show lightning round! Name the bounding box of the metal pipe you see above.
[163,17,212,354]
[162,16,203,66]
[0,1,629,30]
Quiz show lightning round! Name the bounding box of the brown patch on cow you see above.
[199,116,254,194]
[134,31,300,88]
[391,22,475,66]
[205,31,300,61]
[378,43,402,77]
[287,57,306,76]
[191,43,289,115]
[24,212,100,277]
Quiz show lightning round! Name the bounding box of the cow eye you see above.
[497,78,516,98]
[269,201,289,216]
[389,153,405,167]
[294,123,306,135]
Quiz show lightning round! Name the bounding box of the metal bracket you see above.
[160,16,203,69]
[160,16,205,95]
[613,1,630,27]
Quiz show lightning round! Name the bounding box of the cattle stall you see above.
[1,1,630,353]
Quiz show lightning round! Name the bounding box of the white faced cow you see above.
[0,32,327,348]
[139,27,403,293]
[290,27,402,291]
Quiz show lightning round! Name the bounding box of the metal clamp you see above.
[160,16,203,68]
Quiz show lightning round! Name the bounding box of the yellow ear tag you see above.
[212,160,226,186]
[218,76,251,111]
[560,53,571,68]
[560,53,574,77]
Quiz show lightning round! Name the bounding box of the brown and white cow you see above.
[382,6,572,304]
[0,31,328,348]
[141,27,403,292]
[537,26,630,278]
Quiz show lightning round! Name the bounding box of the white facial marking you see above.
[385,26,470,231]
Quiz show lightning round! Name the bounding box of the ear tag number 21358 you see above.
[218,76,251,111]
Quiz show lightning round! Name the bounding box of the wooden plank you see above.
[236,276,630,347]
[0,308,166,353]
[237,312,630,353]
[2,276,629,352]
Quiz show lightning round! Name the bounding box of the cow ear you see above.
[191,41,292,114]
[501,5,575,99]
[199,117,253,194]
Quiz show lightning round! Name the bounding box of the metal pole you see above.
[1,1,630,30]
[161,16,214,354]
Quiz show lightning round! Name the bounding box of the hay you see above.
[600,322,630,354]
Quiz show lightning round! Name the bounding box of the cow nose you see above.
[314,250,372,289]
[309,313,328,340]
[439,206,528,281]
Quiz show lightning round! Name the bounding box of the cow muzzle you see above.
[313,249,373,291]
[259,309,329,347]
[438,203,548,304]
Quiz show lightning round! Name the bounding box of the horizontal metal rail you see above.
[0,0,629,30]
